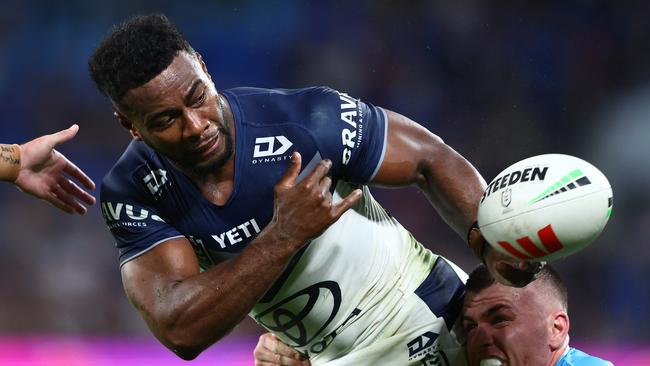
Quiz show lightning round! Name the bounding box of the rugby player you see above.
[462,265,613,366]
[0,124,95,214]
[90,14,539,365]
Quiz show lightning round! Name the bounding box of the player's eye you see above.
[193,91,206,107]
[153,115,176,130]
[463,322,477,332]
[491,315,512,327]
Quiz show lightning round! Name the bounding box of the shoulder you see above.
[224,85,339,101]
[556,347,614,366]
[101,140,166,202]
[224,86,343,126]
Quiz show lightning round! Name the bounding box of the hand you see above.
[468,226,544,287]
[14,125,96,215]
[270,151,362,249]
[254,333,310,366]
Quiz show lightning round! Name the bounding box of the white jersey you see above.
[250,183,468,365]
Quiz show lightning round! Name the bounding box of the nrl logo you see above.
[501,188,512,208]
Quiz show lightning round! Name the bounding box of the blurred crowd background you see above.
[0,0,648,359]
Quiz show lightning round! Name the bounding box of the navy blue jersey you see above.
[101,86,467,363]
[101,86,387,268]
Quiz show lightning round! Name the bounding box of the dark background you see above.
[0,0,648,348]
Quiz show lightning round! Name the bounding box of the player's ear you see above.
[195,52,212,81]
[114,111,142,140]
[549,311,569,350]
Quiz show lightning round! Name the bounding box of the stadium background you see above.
[0,1,648,364]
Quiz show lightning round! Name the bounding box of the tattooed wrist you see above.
[0,144,21,182]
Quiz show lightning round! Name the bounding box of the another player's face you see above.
[462,283,557,366]
[118,51,233,174]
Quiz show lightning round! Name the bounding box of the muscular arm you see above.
[122,231,299,360]
[374,110,543,286]
[121,153,361,360]
[372,109,487,238]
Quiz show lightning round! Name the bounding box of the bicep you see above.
[120,237,200,320]
[371,109,444,187]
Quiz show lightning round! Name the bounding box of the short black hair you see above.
[465,264,568,311]
[88,14,194,103]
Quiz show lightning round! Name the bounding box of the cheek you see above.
[497,324,549,361]
[201,97,221,121]
[142,128,184,153]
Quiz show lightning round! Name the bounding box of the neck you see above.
[548,338,570,366]
[194,159,236,206]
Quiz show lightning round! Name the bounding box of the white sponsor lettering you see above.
[253,136,293,158]
[126,205,148,220]
[252,154,292,165]
[342,129,356,149]
[103,201,123,220]
[102,202,165,223]
[338,93,359,165]
[226,228,241,245]
[211,218,261,248]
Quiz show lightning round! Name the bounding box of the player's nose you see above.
[470,324,495,347]
[183,110,209,139]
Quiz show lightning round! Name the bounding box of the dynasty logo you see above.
[407,331,439,360]
[252,136,293,164]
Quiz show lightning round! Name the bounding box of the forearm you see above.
[0,144,20,182]
[147,228,301,359]
[418,142,487,238]
[373,110,487,238]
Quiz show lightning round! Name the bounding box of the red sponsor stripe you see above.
[516,236,547,258]
[498,241,532,260]
[538,224,564,253]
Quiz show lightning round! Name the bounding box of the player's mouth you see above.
[479,357,505,366]
[192,130,221,159]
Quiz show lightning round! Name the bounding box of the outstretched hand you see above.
[468,226,544,287]
[14,124,96,215]
[254,333,310,366]
[271,151,362,249]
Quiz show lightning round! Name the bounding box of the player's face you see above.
[462,283,556,366]
[117,51,233,175]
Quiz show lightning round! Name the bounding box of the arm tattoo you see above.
[0,144,21,181]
